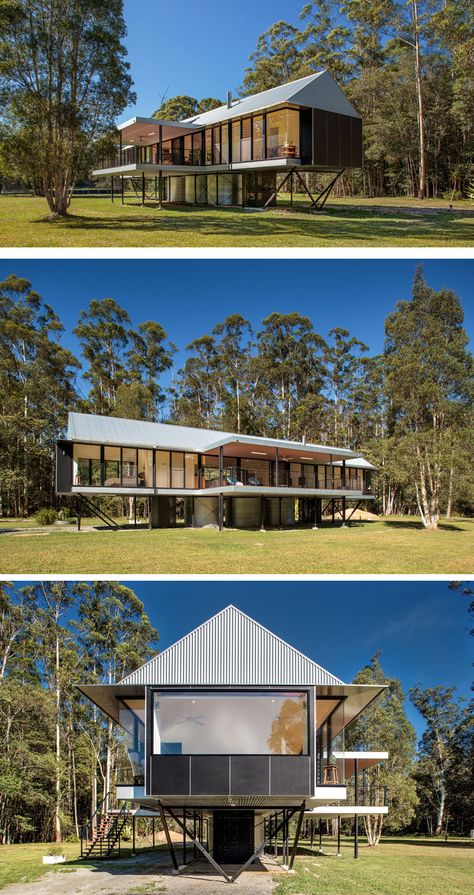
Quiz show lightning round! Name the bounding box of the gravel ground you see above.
[2,853,282,895]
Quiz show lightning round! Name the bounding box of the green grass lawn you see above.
[275,837,474,895]
[0,516,472,574]
[1,195,473,247]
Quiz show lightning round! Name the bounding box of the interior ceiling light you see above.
[250,451,267,456]
[300,456,314,461]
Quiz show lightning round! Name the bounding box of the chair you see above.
[323,764,339,785]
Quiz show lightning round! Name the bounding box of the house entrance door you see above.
[213,810,254,864]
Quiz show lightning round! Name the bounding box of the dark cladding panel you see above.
[190,755,229,795]
[326,112,341,167]
[299,108,313,164]
[151,755,189,795]
[56,441,73,493]
[313,109,328,166]
[231,756,270,796]
[339,114,352,167]
[351,116,363,168]
[270,755,312,796]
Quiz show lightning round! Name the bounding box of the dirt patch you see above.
[1,853,280,895]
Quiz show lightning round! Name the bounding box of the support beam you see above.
[263,168,295,209]
[111,175,114,203]
[121,175,124,205]
[141,172,145,206]
[132,814,136,855]
[158,171,163,209]
[77,495,82,531]
[260,494,265,531]
[313,497,318,530]
[342,496,347,527]
[164,805,232,883]
[346,500,362,523]
[218,492,224,532]
[289,801,306,870]
[337,815,341,856]
[158,803,179,872]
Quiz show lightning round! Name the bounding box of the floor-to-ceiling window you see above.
[104,446,121,486]
[192,131,203,165]
[241,118,251,162]
[221,123,229,164]
[266,108,300,159]
[252,115,264,160]
[153,690,308,755]
[213,126,221,164]
[205,129,212,165]
[232,121,241,163]
[73,443,100,487]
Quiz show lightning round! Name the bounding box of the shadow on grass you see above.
[32,204,474,244]
[382,519,465,532]
[381,837,474,849]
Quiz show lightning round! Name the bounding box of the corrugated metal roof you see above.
[183,71,360,127]
[120,605,344,687]
[66,412,364,461]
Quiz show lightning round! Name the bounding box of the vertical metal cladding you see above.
[121,605,343,687]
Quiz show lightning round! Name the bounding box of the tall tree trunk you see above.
[412,1,426,199]
[55,632,61,844]
[445,465,454,518]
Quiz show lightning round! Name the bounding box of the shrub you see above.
[35,507,58,526]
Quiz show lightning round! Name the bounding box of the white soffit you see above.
[120,605,344,687]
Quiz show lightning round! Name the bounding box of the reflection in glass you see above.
[232,121,241,163]
[253,116,263,160]
[118,699,145,784]
[241,118,251,162]
[153,691,308,755]
[266,109,300,159]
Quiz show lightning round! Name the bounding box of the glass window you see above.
[221,123,229,164]
[104,446,121,487]
[289,463,302,486]
[266,108,300,159]
[205,129,212,165]
[213,126,221,164]
[171,452,185,488]
[241,458,269,486]
[184,133,192,164]
[202,455,219,486]
[156,450,170,487]
[138,449,153,487]
[253,115,263,160]
[162,140,172,165]
[73,443,100,487]
[122,448,137,486]
[153,691,308,755]
[118,699,145,783]
[241,118,251,162]
[232,121,241,163]
[185,453,197,488]
[303,465,316,488]
[192,131,203,165]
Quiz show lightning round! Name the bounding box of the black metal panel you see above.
[191,755,229,795]
[300,108,313,164]
[231,756,270,796]
[56,440,73,493]
[351,117,363,168]
[270,755,311,795]
[339,114,352,167]
[313,109,328,166]
[326,112,340,167]
[151,755,189,795]
[213,811,254,864]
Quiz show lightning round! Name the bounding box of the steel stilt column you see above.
[158,803,179,872]
[232,807,298,882]
[288,801,306,870]
[354,757,359,859]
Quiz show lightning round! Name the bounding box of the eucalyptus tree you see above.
[323,327,369,445]
[256,312,326,442]
[74,298,131,414]
[172,335,221,429]
[126,321,176,419]
[212,315,255,434]
[345,652,418,844]
[384,269,473,529]
[152,95,222,120]
[73,583,158,813]
[0,0,135,216]
[240,21,305,95]
[0,274,79,516]
[299,1,353,83]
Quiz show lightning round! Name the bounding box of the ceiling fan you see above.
[175,714,206,726]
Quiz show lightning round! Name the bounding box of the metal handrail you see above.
[80,791,110,857]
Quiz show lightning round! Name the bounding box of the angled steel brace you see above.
[231,806,299,882]
[346,499,362,523]
[307,169,346,211]
[263,168,296,208]
[164,805,233,883]
[158,802,179,871]
[288,801,306,870]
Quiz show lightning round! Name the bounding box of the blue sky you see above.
[122,0,309,118]
[122,580,472,741]
[2,259,473,402]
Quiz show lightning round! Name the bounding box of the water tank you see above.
[232,497,262,528]
[265,497,295,526]
[185,176,195,205]
[169,177,185,204]
[194,496,219,527]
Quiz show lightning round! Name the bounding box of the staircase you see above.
[80,795,129,859]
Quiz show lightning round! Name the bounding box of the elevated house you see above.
[94,71,362,209]
[56,412,376,530]
[78,606,388,881]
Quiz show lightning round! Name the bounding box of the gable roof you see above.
[120,605,344,687]
[184,71,360,128]
[65,412,362,462]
